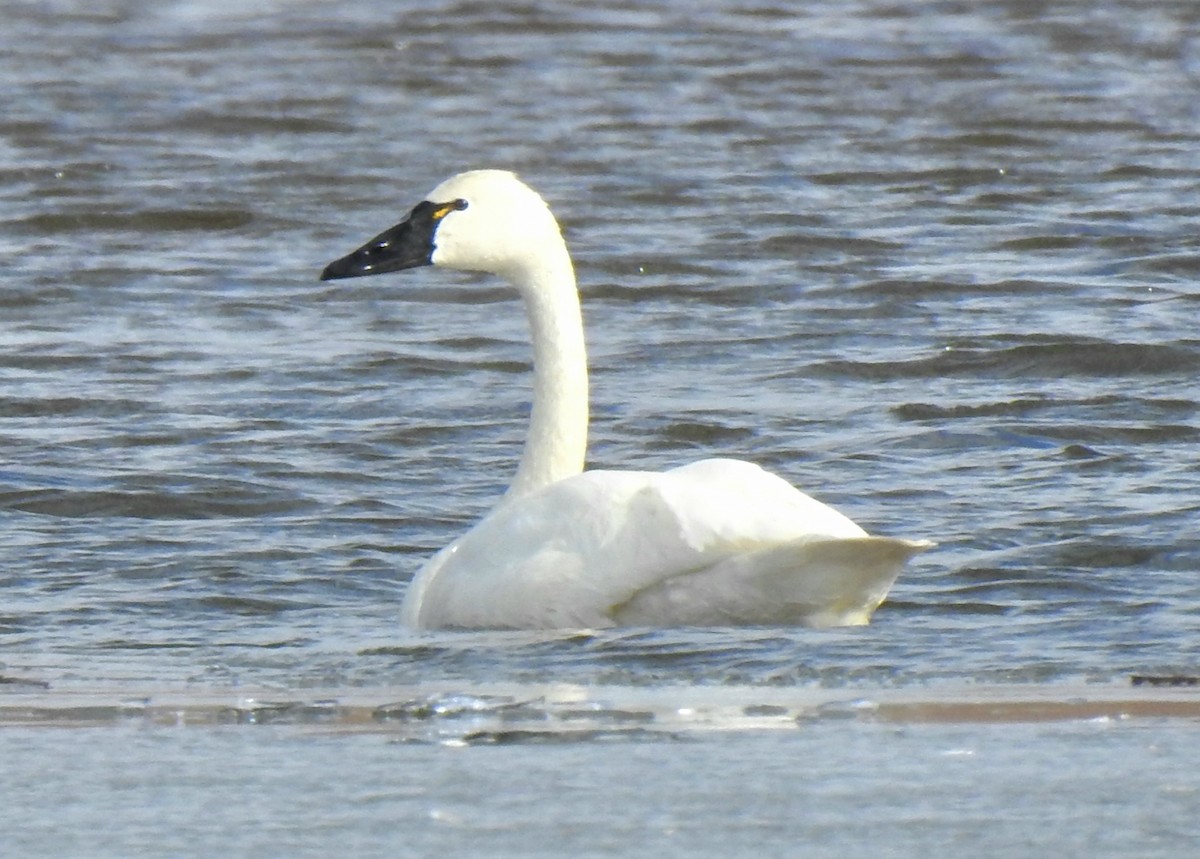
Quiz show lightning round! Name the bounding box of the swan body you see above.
[321,170,931,630]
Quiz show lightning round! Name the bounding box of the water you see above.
[3,0,1200,854]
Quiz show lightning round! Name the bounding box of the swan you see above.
[321,169,932,629]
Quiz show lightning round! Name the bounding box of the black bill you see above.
[320,200,454,281]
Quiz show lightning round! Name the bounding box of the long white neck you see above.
[504,243,588,500]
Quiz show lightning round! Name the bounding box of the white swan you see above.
[321,170,932,629]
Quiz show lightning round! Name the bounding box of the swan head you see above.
[320,170,565,282]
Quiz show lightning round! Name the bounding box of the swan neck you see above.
[506,246,588,499]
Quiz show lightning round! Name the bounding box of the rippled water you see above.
[3,0,1200,855]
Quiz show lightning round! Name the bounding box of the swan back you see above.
[403,458,929,629]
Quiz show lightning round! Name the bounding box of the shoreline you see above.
[2,680,1197,733]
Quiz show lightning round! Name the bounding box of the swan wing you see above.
[402,458,929,629]
[612,535,932,627]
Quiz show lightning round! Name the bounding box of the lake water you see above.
[3,0,1199,855]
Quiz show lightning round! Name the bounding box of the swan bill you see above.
[320,199,464,281]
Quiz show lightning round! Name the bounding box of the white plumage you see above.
[321,170,932,630]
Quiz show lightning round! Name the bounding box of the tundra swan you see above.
[321,170,931,629]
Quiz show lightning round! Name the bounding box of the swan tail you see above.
[611,536,934,628]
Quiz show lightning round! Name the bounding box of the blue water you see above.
[2,0,1199,855]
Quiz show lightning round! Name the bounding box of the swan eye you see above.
[431,198,468,222]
